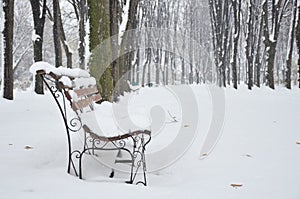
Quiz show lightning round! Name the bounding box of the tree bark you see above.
[3,0,14,100]
[30,0,47,94]
[53,0,62,67]
[286,0,297,89]
[246,1,254,90]
[78,0,87,69]
[88,0,113,101]
[231,0,240,89]
[263,0,287,89]
[297,3,300,88]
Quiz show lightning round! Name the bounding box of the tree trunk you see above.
[30,0,47,95]
[286,0,297,89]
[231,0,240,89]
[246,1,254,90]
[78,0,87,69]
[53,0,62,67]
[58,4,73,68]
[88,0,113,101]
[3,0,14,100]
[254,11,263,88]
[263,0,286,89]
[297,3,300,88]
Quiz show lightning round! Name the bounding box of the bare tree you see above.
[53,0,62,67]
[68,0,86,69]
[286,0,298,89]
[3,0,14,100]
[262,0,289,89]
[30,0,47,94]
[231,0,241,89]
[297,2,300,88]
[209,0,231,87]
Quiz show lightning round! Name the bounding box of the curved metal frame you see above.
[41,74,81,176]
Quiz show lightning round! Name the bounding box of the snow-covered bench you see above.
[30,62,151,185]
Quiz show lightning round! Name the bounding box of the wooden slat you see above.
[92,94,102,102]
[72,94,102,111]
[74,86,98,97]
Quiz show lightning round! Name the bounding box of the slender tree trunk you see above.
[3,0,14,100]
[53,0,62,67]
[78,0,87,69]
[231,0,240,89]
[254,10,263,88]
[297,3,300,88]
[246,1,254,90]
[58,5,73,68]
[286,0,297,89]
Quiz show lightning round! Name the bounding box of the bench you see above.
[30,62,151,185]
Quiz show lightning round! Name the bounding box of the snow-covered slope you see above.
[0,85,300,199]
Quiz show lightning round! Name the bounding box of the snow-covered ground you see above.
[1,85,300,199]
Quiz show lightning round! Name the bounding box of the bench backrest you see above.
[72,85,102,111]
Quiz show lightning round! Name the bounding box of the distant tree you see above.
[53,0,62,67]
[296,2,300,88]
[285,0,297,89]
[245,0,256,90]
[262,0,289,89]
[3,0,14,100]
[209,0,231,87]
[254,3,264,88]
[231,0,241,89]
[30,0,47,94]
[68,0,87,69]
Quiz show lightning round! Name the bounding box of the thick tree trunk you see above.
[88,0,113,101]
[3,0,14,100]
[110,0,120,99]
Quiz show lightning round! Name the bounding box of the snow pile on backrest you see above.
[60,76,74,88]
[29,61,90,78]
[29,61,55,74]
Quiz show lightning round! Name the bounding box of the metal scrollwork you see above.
[68,117,82,132]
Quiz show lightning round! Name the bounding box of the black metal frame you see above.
[40,73,151,185]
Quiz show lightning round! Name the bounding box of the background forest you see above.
[1,0,300,101]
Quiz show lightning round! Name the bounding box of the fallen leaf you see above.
[184,124,189,127]
[296,142,300,145]
[24,145,33,150]
[230,183,243,188]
